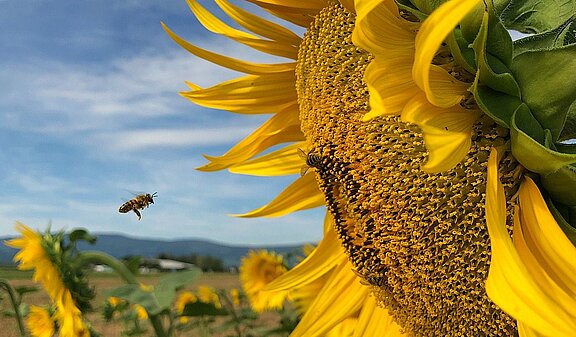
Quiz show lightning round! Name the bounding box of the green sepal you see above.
[500,0,576,34]
[405,0,446,14]
[180,302,228,317]
[510,43,576,141]
[68,229,97,245]
[545,197,576,245]
[448,29,477,73]
[395,0,428,20]
[511,106,576,205]
[472,84,521,127]
[106,268,201,316]
[459,2,485,42]
[471,3,520,127]
[541,164,576,206]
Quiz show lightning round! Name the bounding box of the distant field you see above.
[0,270,281,337]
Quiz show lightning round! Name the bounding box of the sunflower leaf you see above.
[181,302,228,317]
[499,0,576,34]
[513,18,576,55]
[153,269,202,310]
[558,104,576,142]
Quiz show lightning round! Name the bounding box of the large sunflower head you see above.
[166,0,576,336]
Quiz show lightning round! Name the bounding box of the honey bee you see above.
[119,192,157,220]
[298,148,323,176]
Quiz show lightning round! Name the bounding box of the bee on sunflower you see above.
[164,0,576,336]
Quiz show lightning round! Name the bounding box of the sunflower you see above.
[26,306,55,337]
[239,250,289,312]
[5,223,90,337]
[133,304,149,321]
[174,291,198,323]
[196,285,223,309]
[165,0,576,336]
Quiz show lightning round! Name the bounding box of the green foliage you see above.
[106,269,201,315]
[499,0,576,34]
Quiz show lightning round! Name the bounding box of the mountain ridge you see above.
[0,233,310,267]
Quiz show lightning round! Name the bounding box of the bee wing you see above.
[300,165,309,176]
[298,148,308,161]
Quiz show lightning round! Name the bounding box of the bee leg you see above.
[134,209,142,220]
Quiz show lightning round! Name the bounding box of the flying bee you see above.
[298,148,323,176]
[119,192,157,220]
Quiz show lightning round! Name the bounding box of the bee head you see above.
[148,192,158,204]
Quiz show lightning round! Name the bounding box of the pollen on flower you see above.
[297,3,522,336]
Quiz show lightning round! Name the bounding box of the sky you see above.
[0,0,325,245]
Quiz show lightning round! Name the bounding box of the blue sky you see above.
[0,0,324,245]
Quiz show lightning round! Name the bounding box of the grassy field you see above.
[0,270,282,337]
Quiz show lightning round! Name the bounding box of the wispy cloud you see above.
[91,126,258,151]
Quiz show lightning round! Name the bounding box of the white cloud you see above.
[91,125,259,151]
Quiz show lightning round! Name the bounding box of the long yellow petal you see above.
[246,0,326,27]
[162,23,295,75]
[235,173,325,217]
[413,0,479,107]
[290,261,370,337]
[198,106,303,171]
[180,73,297,114]
[402,94,480,172]
[485,148,576,337]
[248,0,328,11]
[186,0,298,59]
[229,142,305,176]
[265,214,343,290]
[352,296,406,337]
[215,0,301,46]
[518,178,576,296]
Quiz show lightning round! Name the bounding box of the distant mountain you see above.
[0,233,308,267]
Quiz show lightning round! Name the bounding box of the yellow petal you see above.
[353,0,417,58]
[402,94,480,172]
[352,296,407,337]
[186,0,298,59]
[362,58,418,120]
[485,148,576,337]
[248,0,327,9]
[413,0,479,107]
[265,213,344,290]
[234,173,325,217]
[290,261,370,337]
[180,73,297,114]
[518,178,576,296]
[215,0,302,46]
[229,142,305,176]
[198,106,303,171]
[162,22,295,75]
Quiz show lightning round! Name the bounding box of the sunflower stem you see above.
[0,279,26,337]
[75,251,169,337]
